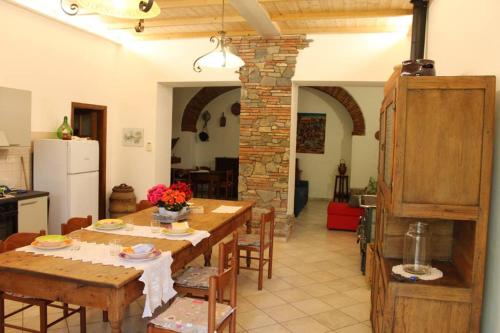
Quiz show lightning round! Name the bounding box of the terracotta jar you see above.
[109,183,136,218]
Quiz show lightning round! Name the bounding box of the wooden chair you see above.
[147,257,237,333]
[0,231,87,333]
[136,200,154,212]
[174,231,238,299]
[61,215,92,235]
[238,207,275,290]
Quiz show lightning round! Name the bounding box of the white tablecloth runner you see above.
[85,225,210,246]
[16,242,176,317]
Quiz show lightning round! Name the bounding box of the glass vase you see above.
[56,116,73,140]
[403,222,432,275]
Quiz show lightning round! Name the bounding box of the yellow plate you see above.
[95,219,125,230]
[162,228,196,236]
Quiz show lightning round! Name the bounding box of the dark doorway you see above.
[71,102,107,219]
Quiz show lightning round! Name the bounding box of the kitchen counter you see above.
[0,191,49,205]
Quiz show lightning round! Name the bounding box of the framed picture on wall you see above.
[296,113,326,154]
[122,128,144,147]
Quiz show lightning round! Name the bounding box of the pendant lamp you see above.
[193,0,244,72]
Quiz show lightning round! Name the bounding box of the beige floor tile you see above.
[282,317,330,333]
[299,283,337,298]
[313,309,358,330]
[304,271,339,283]
[291,298,334,315]
[272,288,312,303]
[281,274,317,287]
[262,278,294,292]
[248,323,291,333]
[341,288,371,303]
[333,323,372,333]
[319,293,361,309]
[324,279,360,292]
[247,291,287,309]
[238,296,258,313]
[237,309,277,330]
[338,302,371,322]
[265,304,308,322]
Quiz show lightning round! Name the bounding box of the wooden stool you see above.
[333,175,349,202]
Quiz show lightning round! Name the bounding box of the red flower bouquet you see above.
[147,182,192,212]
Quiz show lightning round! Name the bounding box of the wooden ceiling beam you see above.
[134,25,400,40]
[272,9,413,21]
[106,15,246,29]
[134,30,257,40]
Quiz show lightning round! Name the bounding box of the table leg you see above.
[108,292,125,333]
[204,248,212,266]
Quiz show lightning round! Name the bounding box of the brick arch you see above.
[181,86,239,132]
[307,86,366,136]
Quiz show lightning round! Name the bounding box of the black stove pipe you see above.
[410,0,429,60]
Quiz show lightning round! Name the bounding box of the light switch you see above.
[146,142,152,152]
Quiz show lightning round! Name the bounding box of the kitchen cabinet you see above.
[0,87,31,147]
[17,196,48,233]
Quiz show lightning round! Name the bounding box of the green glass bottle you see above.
[56,116,73,140]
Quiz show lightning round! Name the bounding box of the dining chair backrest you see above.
[208,257,237,333]
[218,231,238,273]
[137,200,154,212]
[260,207,275,248]
[61,215,92,235]
[1,230,46,253]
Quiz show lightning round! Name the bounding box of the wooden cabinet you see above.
[371,75,495,333]
[17,196,48,233]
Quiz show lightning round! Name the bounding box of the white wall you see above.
[296,87,353,199]
[171,88,241,170]
[0,1,164,203]
[426,1,499,331]
[345,85,384,189]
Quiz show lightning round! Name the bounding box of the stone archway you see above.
[181,86,239,132]
[307,86,366,136]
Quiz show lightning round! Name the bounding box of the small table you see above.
[333,175,349,202]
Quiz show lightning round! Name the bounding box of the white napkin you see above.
[16,242,176,317]
[212,205,242,214]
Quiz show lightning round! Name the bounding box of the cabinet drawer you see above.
[18,196,48,233]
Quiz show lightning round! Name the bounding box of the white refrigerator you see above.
[34,139,99,234]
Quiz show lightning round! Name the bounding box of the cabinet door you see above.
[392,76,495,220]
[17,196,48,233]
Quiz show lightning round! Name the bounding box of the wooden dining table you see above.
[0,198,253,333]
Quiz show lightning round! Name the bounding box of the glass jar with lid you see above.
[403,222,432,275]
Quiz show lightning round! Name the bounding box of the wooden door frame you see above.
[71,102,107,219]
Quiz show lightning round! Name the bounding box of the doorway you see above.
[71,102,107,219]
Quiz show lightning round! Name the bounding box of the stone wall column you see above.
[231,35,310,238]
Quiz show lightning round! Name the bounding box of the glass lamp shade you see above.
[197,49,245,69]
[78,0,161,19]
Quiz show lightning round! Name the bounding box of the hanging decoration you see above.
[192,0,244,72]
[198,111,211,142]
[60,0,160,32]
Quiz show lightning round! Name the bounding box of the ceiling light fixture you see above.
[192,0,244,72]
[60,0,160,32]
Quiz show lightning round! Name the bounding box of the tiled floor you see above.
[3,199,371,332]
